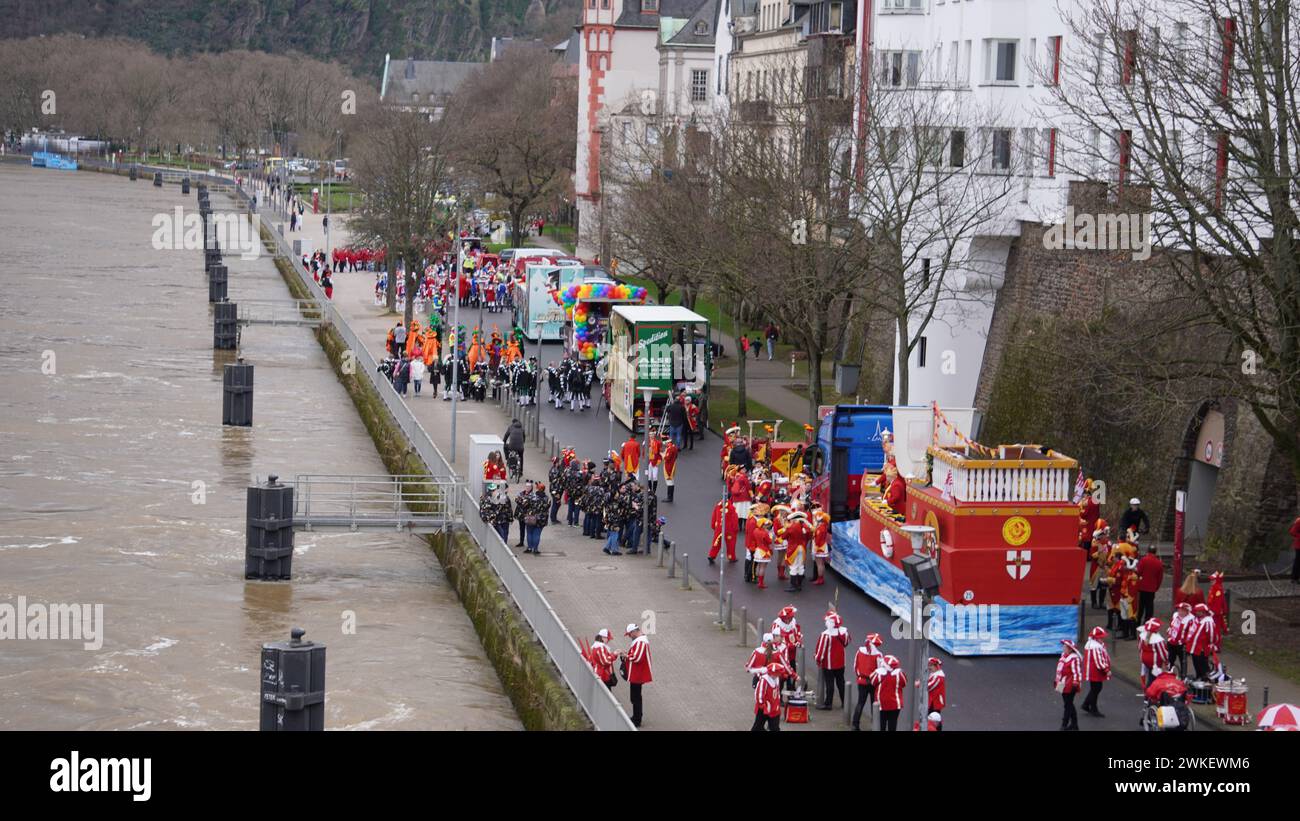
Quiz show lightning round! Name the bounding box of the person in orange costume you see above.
[405,319,422,358]
[810,504,831,585]
[422,328,439,367]
[621,434,642,479]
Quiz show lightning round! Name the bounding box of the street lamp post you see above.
[451,202,463,465]
[901,526,939,733]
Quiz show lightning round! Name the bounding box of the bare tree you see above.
[446,48,577,245]
[349,106,456,326]
[1046,0,1300,490]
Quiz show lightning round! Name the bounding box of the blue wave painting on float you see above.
[830,521,1075,656]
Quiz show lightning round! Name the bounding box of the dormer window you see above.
[695,20,708,34]
[642,0,658,11]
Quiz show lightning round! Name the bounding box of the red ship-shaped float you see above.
[824,405,1085,655]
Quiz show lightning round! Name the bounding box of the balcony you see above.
[928,444,1078,504]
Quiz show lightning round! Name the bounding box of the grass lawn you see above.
[485,242,510,255]
[290,183,357,212]
[543,223,577,254]
[706,385,801,437]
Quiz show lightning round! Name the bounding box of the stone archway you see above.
[1160,399,1227,551]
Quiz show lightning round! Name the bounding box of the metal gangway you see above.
[237,299,324,327]
[291,474,463,533]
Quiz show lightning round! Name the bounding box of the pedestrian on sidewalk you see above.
[771,606,803,691]
[513,483,532,548]
[479,481,514,544]
[782,511,812,593]
[602,479,627,555]
[621,624,653,728]
[751,335,761,359]
[684,397,700,449]
[1136,544,1163,624]
[580,472,606,538]
[393,321,407,358]
[524,480,548,554]
[1186,603,1218,681]
[503,418,526,479]
[321,270,334,300]
[740,336,750,357]
[588,629,617,690]
[1054,639,1082,731]
[708,496,738,565]
[664,397,686,450]
[1080,626,1111,718]
[1138,618,1169,687]
[765,324,779,360]
[409,354,425,395]
[814,611,849,710]
[851,633,884,731]
[1167,602,1192,678]
[922,657,946,730]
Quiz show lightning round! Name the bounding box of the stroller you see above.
[1140,672,1196,731]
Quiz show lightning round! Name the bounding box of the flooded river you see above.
[0,163,519,729]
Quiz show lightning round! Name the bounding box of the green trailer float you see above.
[607,305,712,433]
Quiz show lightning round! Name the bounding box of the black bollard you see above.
[259,627,325,731]
[205,247,222,274]
[128,165,138,181]
[153,171,162,187]
[214,300,238,349]
[246,473,293,579]
[181,178,190,194]
[208,264,228,303]
[223,358,253,426]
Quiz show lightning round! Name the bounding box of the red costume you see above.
[588,640,616,682]
[709,500,740,561]
[871,658,907,710]
[1054,645,1082,694]
[626,634,653,684]
[854,638,884,686]
[621,437,641,475]
[814,621,850,671]
[926,663,947,712]
[1206,573,1228,635]
[647,437,662,467]
[662,440,679,485]
[483,460,506,481]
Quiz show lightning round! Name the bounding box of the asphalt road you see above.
[526,342,1149,731]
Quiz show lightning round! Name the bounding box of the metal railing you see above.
[293,474,462,533]
[237,298,323,327]
[216,184,633,730]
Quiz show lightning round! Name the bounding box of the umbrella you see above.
[1255,703,1300,731]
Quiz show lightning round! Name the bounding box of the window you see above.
[588,0,595,7]
[1214,131,1228,209]
[829,2,843,30]
[622,121,633,144]
[601,0,609,7]
[1045,127,1057,176]
[987,39,1018,83]
[882,51,921,87]
[1046,36,1062,85]
[990,128,1012,170]
[646,124,661,146]
[918,336,928,368]
[961,40,972,85]
[642,0,658,11]
[1217,17,1235,98]
[948,129,966,167]
[883,0,924,10]
[1115,129,1132,188]
[691,69,708,102]
[921,258,931,290]
[695,20,708,35]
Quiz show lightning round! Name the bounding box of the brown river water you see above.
[0,163,519,729]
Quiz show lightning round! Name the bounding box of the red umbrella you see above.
[1255,703,1300,731]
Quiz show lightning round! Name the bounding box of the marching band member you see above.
[1080,626,1112,718]
[622,623,653,728]
[708,497,739,565]
[646,433,663,494]
[750,513,774,589]
[746,633,780,680]
[810,503,831,586]
[721,425,740,475]
[782,510,813,593]
[771,606,803,691]
[871,654,907,732]
[728,464,753,522]
[1138,618,1169,687]
[1207,571,1228,637]
[770,500,791,580]
[814,611,850,710]
[662,432,679,503]
[1167,602,1192,678]
[924,657,946,729]
[1054,639,1083,731]
[1088,520,1112,610]
[852,633,884,731]
[752,662,788,732]
[1186,603,1218,682]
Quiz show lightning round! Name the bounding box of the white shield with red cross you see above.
[1006,550,1031,580]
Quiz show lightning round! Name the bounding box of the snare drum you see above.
[1189,680,1214,704]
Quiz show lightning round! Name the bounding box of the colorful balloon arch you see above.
[559,282,649,360]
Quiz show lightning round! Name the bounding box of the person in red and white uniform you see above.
[1138,618,1169,687]
[810,504,831,586]
[749,512,774,589]
[728,464,753,521]
[1054,639,1083,731]
[814,611,850,710]
[771,606,803,691]
[645,433,663,494]
[661,432,679,503]
[1166,602,1193,678]
[1080,626,1112,718]
[588,628,617,689]
[871,654,907,732]
[708,497,739,565]
[782,510,813,593]
[751,662,788,732]
[922,657,946,730]
[851,633,884,731]
[746,632,789,684]
[1186,603,1218,682]
[622,623,653,728]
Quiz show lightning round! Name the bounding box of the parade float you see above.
[810,404,1085,655]
[606,305,711,432]
[558,271,649,362]
[512,256,583,342]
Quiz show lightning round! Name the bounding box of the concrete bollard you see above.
[738,607,749,647]
[129,165,138,181]
[153,171,162,187]
[182,178,190,194]
[666,540,676,578]
[223,358,254,426]
[680,554,690,590]
[725,591,733,631]
[259,627,325,731]
[246,474,293,579]
[213,300,238,349]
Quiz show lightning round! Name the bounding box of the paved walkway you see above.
[271,203,839,731]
